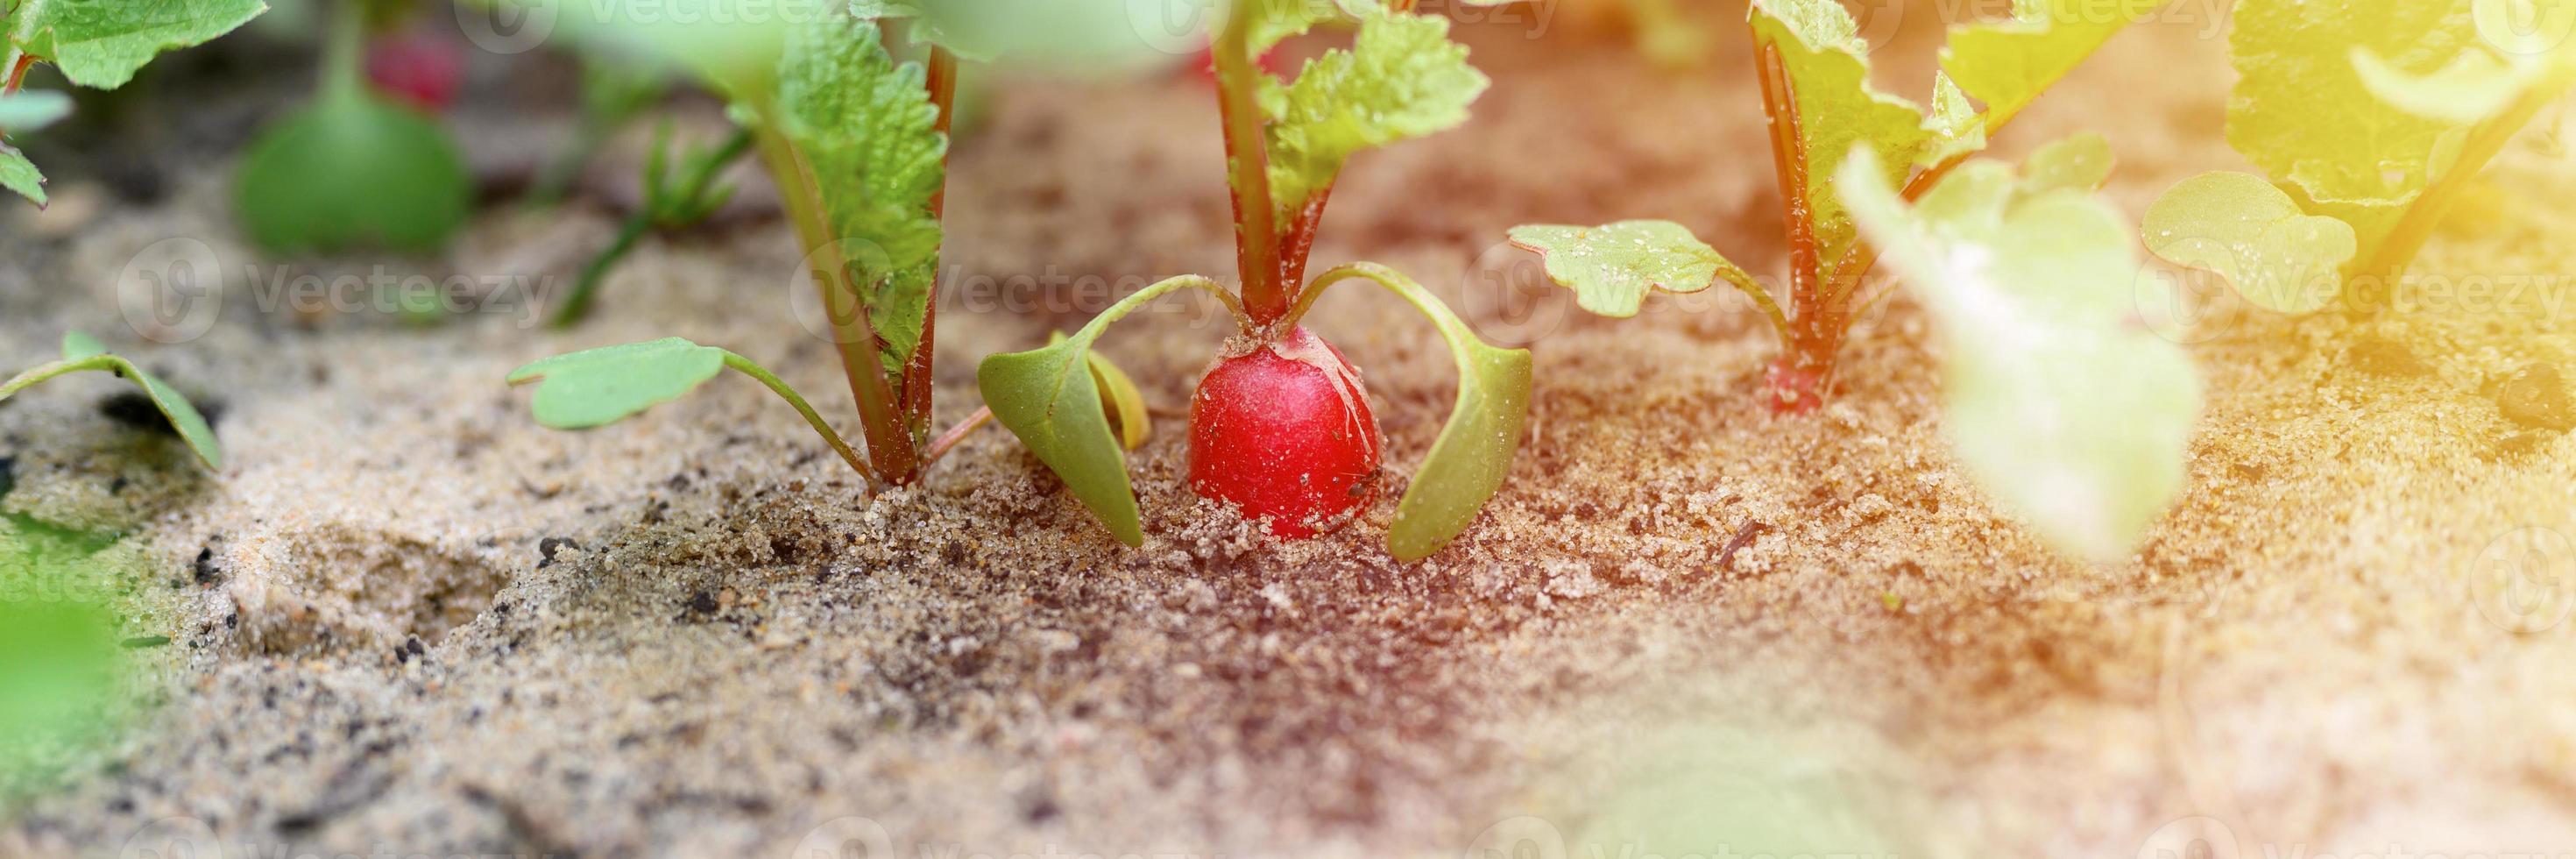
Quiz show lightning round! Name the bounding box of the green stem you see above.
[0,356,117,401]
[322,0,365,103]
[552,212,654,328]
[1065,274,1246,349]
[2357,61,2576,282]
[720,351,876,483]
[751,118,922,483]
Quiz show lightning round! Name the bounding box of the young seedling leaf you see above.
[1841,148,2200,564]
[509,337,875,477]
[980,276,1232,547]
[1505,221,1752,317]
[0,331,222,469]
[860,0,1213,70]
[2142,172,2358,313]
[4,0,266,89]
[1749,0,1928,266]
[480,0,788,94]
[507,338,729,430]
[0,144,41,205]
[1050,332,1153,451]
[1301,264,1532,562]
[1258,11,1488,214]
[236,90,471,253]
[0,90,72,131]
[775,14,947,373]
[1937,0,2157,131]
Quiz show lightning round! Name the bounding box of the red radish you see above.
[1189,327,1384,537]
[365,30,464,113]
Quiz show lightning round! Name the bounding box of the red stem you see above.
[3,53,32,96]
[1756,42,1833,413]
[902,46,960,440]
[1274,184,1334,310]
[1214,0,1284,328]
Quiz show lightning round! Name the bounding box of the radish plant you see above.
[506,2,1165,487]
[235,0,471,253]
[0,332,223,471]
[1507,0,2154,412]
[1,0,266,205]
[2141,0,2576,312]
[975,0,1533,561]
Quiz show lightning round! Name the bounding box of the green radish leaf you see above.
[0,90,72,131]
[2352,45,2530,124]
[1050,332,1153,451]
[853,0,1210,71]
[775,13,946,374]
[510,337,874,476]
[1258,10,1488,215]
[1506,220,1747,317]
[2019,132,2114,196]
[1749,0,1928,267]
[1305,264,1532,562]
[5,0,266,89]
[0,143,42,205]
[0,331,222,469]
[2142,172,2359,314]
[506,338,728,430]
[2228,0,2478,208]
[1919,74,1986,169]
[1937,0,2157,131]
[235,91,471,253]
[981,336,1143,546]
[980,276,1231,547]
[1841,148,2200,564]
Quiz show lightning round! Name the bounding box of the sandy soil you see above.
[5,6,2576,858]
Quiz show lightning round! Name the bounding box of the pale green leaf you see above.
[0,90,72,131]
[2353,45,2531,124]
[6,0,265,89]
[1260,11,1487,213]
[1505,221,1742,317]
[0,143,42,205]
[0,330,222,469]
[2228,0,2480,204]
[1749,0,1928,266]
[2018,132,2113,196]
[1089,350,1152,451]
[2142,172,2359,313]
[861,0,1210,70]
[493,0,787,93]
[1306,264,1531,562]
[1842,150,2200,564]
[775,14,946,373]
[980,276,1232,547]
[507,337,728,430]
[1919,73,1986,169]
[234,90,471,253]
[1047,330,1154,451]
[1937,0,2155,130]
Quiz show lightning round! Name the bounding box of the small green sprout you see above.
[0,332,223,471]
[548,122,755,327]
